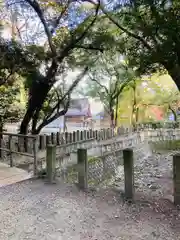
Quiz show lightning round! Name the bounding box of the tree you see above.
[31,68,88,134]
[116,77,144,126]
[0,1,42,86]
[0,74,26,156]
[79,52,135,127]
[90,1,180,90]
[0,77,25,130]
[148,76,180,121]
[5,0,102,134]
[116,73,180,125]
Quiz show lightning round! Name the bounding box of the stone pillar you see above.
[33,137,38,176]
[77,148,88,190]
[173,154,180,205]
[46,145,56,183]
[39,135,46,150]
[123,149,134,200]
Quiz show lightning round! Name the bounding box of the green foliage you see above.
[88,156,102,164]
[79,51,135,114]
[0,39,45,83]
[117,73,180,125]
[0,77,25,124]
[39,86,65,121]
[97,0,180,89]
[151,140,180,152]
[3,0,180,133]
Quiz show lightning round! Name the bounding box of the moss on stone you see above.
[88,156,102,164]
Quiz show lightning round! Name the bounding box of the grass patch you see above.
[151,140,180,151]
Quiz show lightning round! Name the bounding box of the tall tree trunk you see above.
[31,106,42,134]
[165,65,180,90]
[135,107,139,123]
[115,96,119,127]
[20,108,34,135]
[132,80,137,127]
[20,61,57,135]
[110,109,114,128]
[20,81,51,134]
[63,116,67,132]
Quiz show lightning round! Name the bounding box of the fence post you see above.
[77,130,80,141]
[51,133,55,144]
[123,149,134,200]
[73,131,76,142]
[97,130,101,141]
[39,135,45,150]
[77,148,88,190]
[80,131,84,140]
[33,136,39,176]
[46,135,51,146]
[69,132,73,143]
[65,132,69,143]
[89,129,93,138]
[87,130,90,139]
[18,136,24,152]
[56,132,60,145]
[95,130,98,140]
[46,144,56,183]
[83,130,87,140]
[173,154,180,205]
[8,135,13,167]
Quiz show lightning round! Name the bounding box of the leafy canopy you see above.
[89,0,180,89]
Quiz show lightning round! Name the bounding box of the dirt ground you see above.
[0,152,180,240]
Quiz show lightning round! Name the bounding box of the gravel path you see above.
[0,152,180,240]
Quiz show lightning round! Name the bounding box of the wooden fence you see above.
[38,128,127,150]
[0,122,180,177]
[0,132,39,175]
[45,144,180,205]
[1,122,180,154]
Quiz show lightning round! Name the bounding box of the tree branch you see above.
[75,44,105,52]
[35,95,70,134]
[113,80,129,99]
[107,14,151,50]
[95,3,152,50]
[89,75,109,95]
[0,69,14,86]
[50,2,70,34]
[35,66,89,133]
[57,0,100,62]
[25,0,56,55]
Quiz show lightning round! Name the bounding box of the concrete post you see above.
[123,149,134,200]
[173,154,180,205]
[56,132,60,145]
[46,145,56,183]
[8,135,13,167]
[39,135,45,150]
[77,148,88,190]
[33,137,38,176]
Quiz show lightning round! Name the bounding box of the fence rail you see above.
[1,122,180,204]
[45,145,135,196]
[43,132,145,188]
[0,134,39,176]
[1,122,180,153]
[0,123,180,178]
